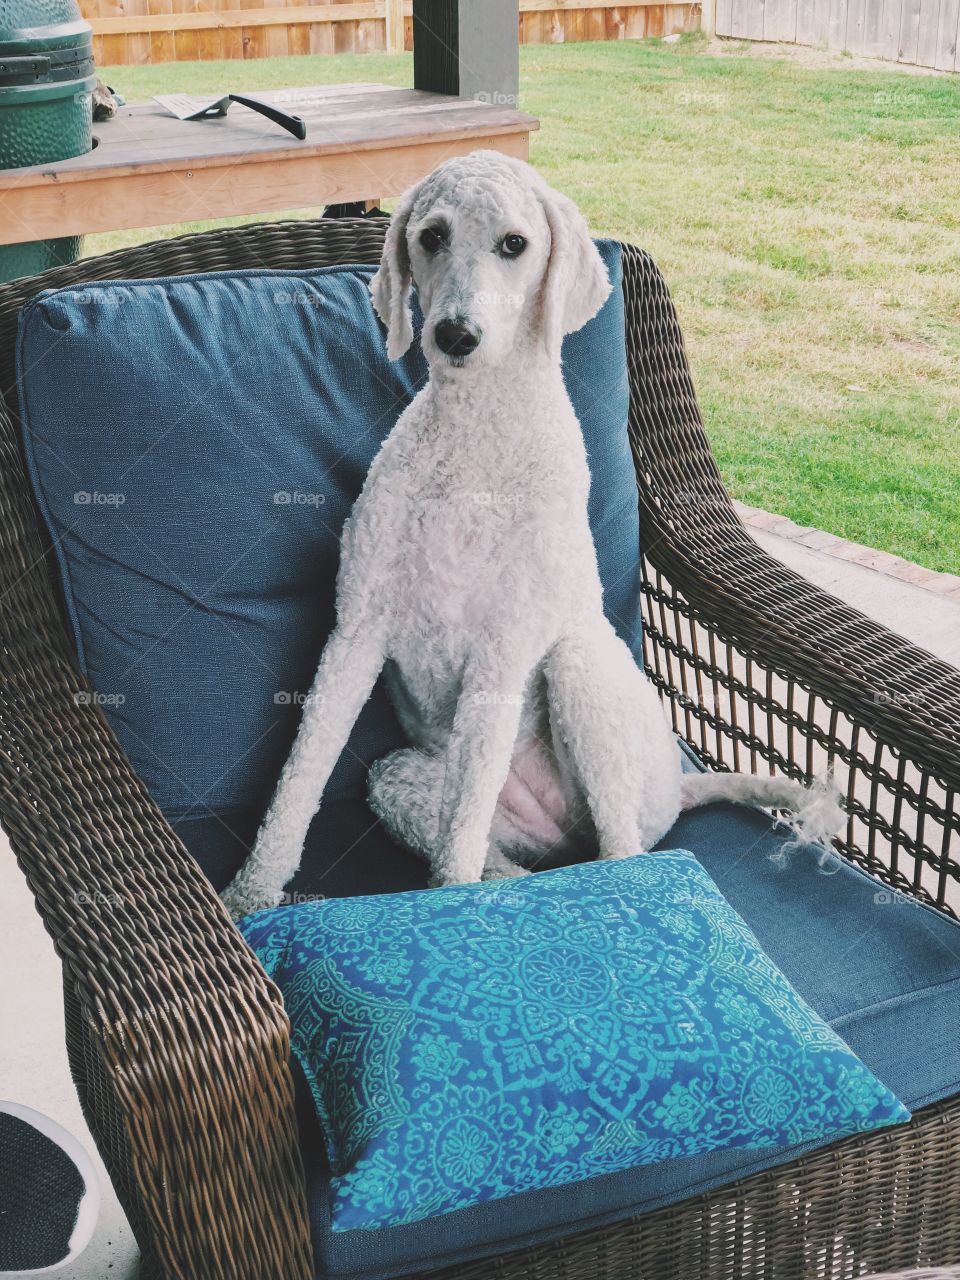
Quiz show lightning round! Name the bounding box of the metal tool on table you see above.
[153,92,307,140]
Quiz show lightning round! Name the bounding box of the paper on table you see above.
[153,94,230,121]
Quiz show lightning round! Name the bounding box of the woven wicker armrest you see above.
[619,249,960,911]
[621,244,960,910]
[0,606,312,1279]
[622,241,960,780]
[0,253,317,1276]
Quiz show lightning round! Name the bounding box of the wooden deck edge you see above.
[0,116,539,191]
[0,131,532,244]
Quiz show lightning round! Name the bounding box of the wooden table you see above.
[0,83,539,246]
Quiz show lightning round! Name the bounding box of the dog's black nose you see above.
[434,318,481,357]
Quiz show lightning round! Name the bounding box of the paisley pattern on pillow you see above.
[238,851,909,1232]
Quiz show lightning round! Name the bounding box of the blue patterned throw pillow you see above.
[238,851,909,1232]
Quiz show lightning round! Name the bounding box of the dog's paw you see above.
[427,872,468,889]
[220,875,285,921]
[427,865,482,889]
[481,861,532,881]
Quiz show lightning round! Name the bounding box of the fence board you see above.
[795,0,816,44]
[802,0,832,44]
[384,0,404,50]
[146,0,175,61]
[605,5,628,35]
[916,0,943,61]
[333,8,355,50]
[518,9,541,42]
[529,0,624,6]
[197,0,228,60]
[285,0,313,55]
[122,0,152,63]
[237,0,266,58]
[89,2,382,32]
[96,0,125,63]
[815,0,832,40]
[196,24,227,60]
[624,5,648,33]
[765,0,798,42]
[863,0,886,50]
[897,0,922,57]
[309,18,336,51]
[666,3,694,30]
[933,0,959,64]
[731,0,765,38]
[169,0,199,61]
[826,0,847,45]
[844,0,867,51]
[266,0,293,55]
[875,0,898,51]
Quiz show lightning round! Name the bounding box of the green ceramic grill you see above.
[0,0,95,281]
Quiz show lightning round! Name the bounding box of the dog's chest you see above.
[359,384,591,680]
[394,491,521,631]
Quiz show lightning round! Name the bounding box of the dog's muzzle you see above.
[434,318,481,358]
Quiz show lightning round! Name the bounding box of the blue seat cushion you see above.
[15,242,637,835]
[288,803,960,1280]
[171,800,426,901]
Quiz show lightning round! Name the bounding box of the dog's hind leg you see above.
[368,748,442,858]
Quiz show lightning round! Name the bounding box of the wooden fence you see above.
[83,0,701,66]
[716,0,960,70]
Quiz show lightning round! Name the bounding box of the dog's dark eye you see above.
[500,233,527,259]
[419,226,445,254]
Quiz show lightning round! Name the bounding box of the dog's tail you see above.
[679,771,845,855]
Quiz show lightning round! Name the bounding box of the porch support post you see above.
[412,0,520,105]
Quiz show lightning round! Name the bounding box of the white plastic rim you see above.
[0,1101,100,1276]
[860,1272,960,1280]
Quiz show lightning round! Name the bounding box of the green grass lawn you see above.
[95,37,960,573]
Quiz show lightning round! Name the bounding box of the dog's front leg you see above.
[432,660,530,887]
[220,626,386,917]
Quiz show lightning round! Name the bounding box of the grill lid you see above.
[0,0,94,79]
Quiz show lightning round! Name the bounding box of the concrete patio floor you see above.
[1,519,958,1280]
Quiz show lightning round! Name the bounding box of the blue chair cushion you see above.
[15,242,637,839]
[289,804,960,1279]
[238,849,908,1234]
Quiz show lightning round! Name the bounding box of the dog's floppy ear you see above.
[536,182,612,355]
[370,186,418,360]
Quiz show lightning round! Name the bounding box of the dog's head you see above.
[370,151,611,369]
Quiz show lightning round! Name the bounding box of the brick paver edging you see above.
[735,502,960,601]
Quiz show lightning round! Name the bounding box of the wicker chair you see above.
[3,217,959,1280]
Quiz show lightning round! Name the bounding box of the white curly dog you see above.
[222,151,841,918]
